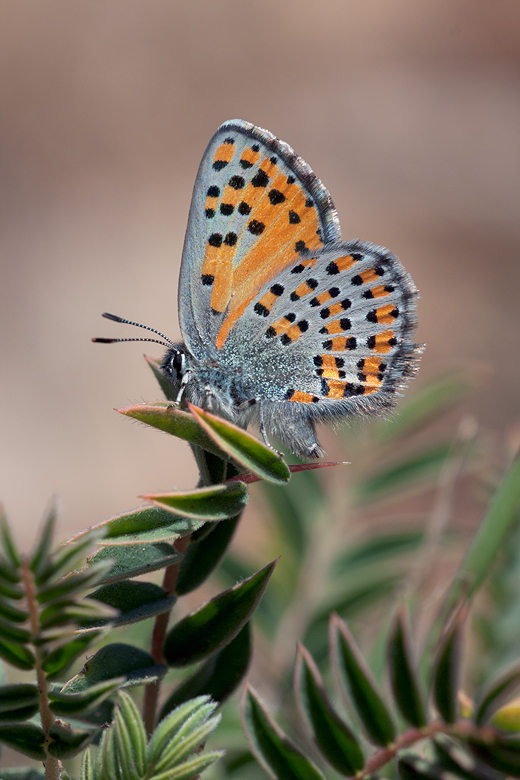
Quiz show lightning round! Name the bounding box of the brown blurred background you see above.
[1,0,519,547]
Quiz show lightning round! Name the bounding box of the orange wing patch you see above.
[367,330,398,354]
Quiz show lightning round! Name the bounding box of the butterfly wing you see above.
[178,119,341,359]
[218,238,421,456]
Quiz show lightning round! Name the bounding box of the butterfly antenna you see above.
[92,312,176,348]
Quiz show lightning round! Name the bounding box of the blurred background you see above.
[1,0,519,545]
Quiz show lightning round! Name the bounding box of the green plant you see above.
[1,359,520,780]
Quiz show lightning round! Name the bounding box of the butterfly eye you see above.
[171,350,186,381]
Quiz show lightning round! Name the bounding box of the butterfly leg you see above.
[175,370,192,404]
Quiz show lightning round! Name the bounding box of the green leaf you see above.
[447,455,520,606]
[0,723,46,760]
[0,579,24,600]
[148,696,216,764]
[48,721,98,758]
[474,659,520,726]
[143,481,248,522]
[387,608,426,727]
[62,643,166,693]
[36,562,112,603]
[160,623,251,717]
[357,443,451,504]
[29,500,57,577]
[89,580,176,626]
[0,684,39,721]
[431,606,466,723]
[35,532,101,585]
[397,755,444,779]
[175,515,241,595]
[164,560,276,666]
[0,618,31,644]
[434,734,504,780]
[189,403,291,485]
[296,645,364,775]
[0,510,21,569]
[41,632,101,679]
[49,678,124,716]
[468,736,520,776]
[118,401,228,458]
[0,639,35,670]
[0,770,46,779]
[242,686,325,780]
[332,615,396,746]
[0,600,28,623]
[116,691,147,776]
[158,751,224,779]
[91,505,206,545]
[146,354,178,401]
[88,542,182,584]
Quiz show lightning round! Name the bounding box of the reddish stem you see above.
[143,534,191,735]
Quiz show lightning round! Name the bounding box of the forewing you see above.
[225,240,421,415]
[178,119,341,358]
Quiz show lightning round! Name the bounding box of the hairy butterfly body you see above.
[98,120,422,458]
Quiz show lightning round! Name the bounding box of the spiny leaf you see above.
[30,499,58,577]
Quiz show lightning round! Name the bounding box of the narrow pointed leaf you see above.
[146,354,178,400]
[88,542,181,584]
[332,616,396,746]
[296,645,364,774]
[36,561,112,603]
[119,401,227,458]
[431,607,466,723]
[35,533,101,585]
[49,678,124,716]
[0,639,35,670]
[0,600,28,623]
[72,505,205,546]
[116,691,147,776]
[0,723,46,760]
[48,721,98,758]
[0,512,21,568]
[0,555,21,584]
[397,756,444,779]
[156,751,224,780]
[89,580,176,626]
[189,403,290,485]
[148,696,215,763]
[62,643,165,693]
[0,580,24,599]
[475,659,520,726]
[434,734,504,780]
[153,715,221,772]
[0,684,39,721]
[387,609,426,727]
[143,481,248,522]
[164,560,276,666]
[468,736,520,776]
[41,632,101,678]
[160,623,251,717]
[446,455,520,607]
[242,686,325,780]
[0,619,31,644]
[175,514,240,595]
[30,500,58,576]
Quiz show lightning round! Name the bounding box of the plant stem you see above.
[143,534,191,735]
[22,558,61,780]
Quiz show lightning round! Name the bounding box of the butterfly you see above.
[95,119,422,459]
